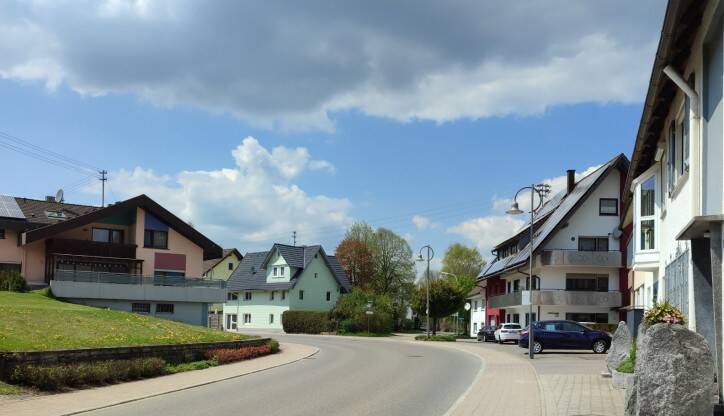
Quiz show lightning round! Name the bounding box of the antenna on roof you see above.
[292,230,297,246]
[55,189,64,204]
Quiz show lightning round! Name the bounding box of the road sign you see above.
[464,302,471,311]
[365,311,373,315]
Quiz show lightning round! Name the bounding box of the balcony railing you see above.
[488,289,622,308]
[46,238,137,259]
[54,269,226,289]
[538,249,621,267]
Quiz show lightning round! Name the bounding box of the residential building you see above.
[478,155,630,328]
[204,248,243,329]
[203,248,243,280]
[468,286,485,337]
[0,194,226,325]
[223,243,350,330]
[623,0,723,397]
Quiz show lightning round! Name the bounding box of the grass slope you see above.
[0,291,249,352]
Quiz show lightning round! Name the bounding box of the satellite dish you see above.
[55,189,64,203]
[464,302,471,311]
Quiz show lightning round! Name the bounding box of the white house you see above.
[479,155,629,328]
[223,244,350,330]
[468,286,485,336]
[623,0,723,401]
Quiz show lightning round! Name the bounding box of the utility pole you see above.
[292,230,297,246]
[99,170,108,207]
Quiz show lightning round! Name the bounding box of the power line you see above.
[0,130,100,172]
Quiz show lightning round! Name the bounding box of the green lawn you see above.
[0,291,250,352]
[0,380,24,395]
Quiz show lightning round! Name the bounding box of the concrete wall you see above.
[223,290,290,330]
[74,298,210,326]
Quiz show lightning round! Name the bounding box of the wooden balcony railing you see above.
[46,238,137,259]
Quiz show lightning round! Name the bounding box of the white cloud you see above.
[412,214,437,230]
[0,1,664,131]
[88,137,351,250]
[449,164,601,256]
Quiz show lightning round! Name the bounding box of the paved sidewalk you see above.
[0,342,317,416]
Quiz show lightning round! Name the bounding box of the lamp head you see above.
[506,201,524,215]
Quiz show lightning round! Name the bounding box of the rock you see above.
[630,323,714,416]
[612,369,635,389]
[607,321,633,372]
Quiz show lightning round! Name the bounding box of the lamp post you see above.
[506,183,550,359]
[417,245,434,338]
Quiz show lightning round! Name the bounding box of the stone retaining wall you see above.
[0,338,271,378]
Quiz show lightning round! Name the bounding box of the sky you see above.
[0,1,666,270]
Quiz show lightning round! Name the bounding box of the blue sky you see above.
[0,1,665,269]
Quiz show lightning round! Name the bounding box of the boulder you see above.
[607,321,632,372]
[629,323,714,416]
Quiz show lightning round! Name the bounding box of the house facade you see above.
[623,0,723,399]
[0,194,226,325]
[478,155,630,328]
[468,286,485,337]
[203,248,243,280]
[223,243,350,330]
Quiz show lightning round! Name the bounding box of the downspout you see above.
[663,65,699,118]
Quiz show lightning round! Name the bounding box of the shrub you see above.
[583,323,618,334]
[282,310,334,334]
[644,300,686,326]
[399,318,415,331]
[9,357,166,391]
[269,339,280,353]
[331,289,394,334]
[166,359,218,374]
[206,344,272,364]
[0,271,28,292]
[617,341,637,374]
[415,334,456,342]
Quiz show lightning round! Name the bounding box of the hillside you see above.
[0,291,248,351]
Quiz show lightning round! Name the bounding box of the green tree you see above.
[441,243,485,332]
[411,277,465,335]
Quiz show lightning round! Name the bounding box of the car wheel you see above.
[592,339,607,354]
[533,340,543,354]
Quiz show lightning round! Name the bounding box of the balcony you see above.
[46,238,137,259]
[489,290,622,308]
[50,270,227,303]
[538,249,621,268]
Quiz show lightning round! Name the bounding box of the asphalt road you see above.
[80,335,481,416]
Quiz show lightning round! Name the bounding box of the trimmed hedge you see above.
[282,310,333,334]
[206,344,272,364]
[415,335,456,342]
[10,357,166,391]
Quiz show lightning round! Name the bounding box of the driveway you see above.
[78,334,481,416]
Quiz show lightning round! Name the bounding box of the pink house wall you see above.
[0,229,23,266]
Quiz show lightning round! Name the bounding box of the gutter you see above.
[663,65,700,118]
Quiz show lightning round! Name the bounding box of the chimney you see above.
[566,170,575,194]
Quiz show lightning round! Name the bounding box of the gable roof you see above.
[227,244,351,292]
[203,248,243,275]
[479,154,629,279]
[624,0,706,205]
[21,194,223,260]
[11,197,100,227]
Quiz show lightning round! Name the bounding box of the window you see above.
[474,301,478,311]
[226,314,237,330]
[565,274,608,292]
[281,291,286,300]
[244,291,252,301]
[524,313,537,326]
[512,314,520,323]
[156,303,174,314]
[599,198,618,216]
[326,291,331,301]
[639,176,656,251]
[132,303,151,314]
[243,314,251,324]
[273,267,277,276]
[299,290,304,300]
[315,272,318,278]
[0,229,4,239]
[578,237,609,252]
[507,281,512,293]
[474,323,478,332]
[45,210,66,219]
[565,313,609,324]
[92,227,124,243]
[513,279,520,292]
[682,75,693,171]
[227,292,238,301]
[269,314,274,324]
[270,291,275,301]
[280,266,285,276]
[560,321,586,331]
[228,262,234,271]
[144,230,168,249]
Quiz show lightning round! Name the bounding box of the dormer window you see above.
[45,210,66,219]
[273,267,278,276]
[280,266,285,276]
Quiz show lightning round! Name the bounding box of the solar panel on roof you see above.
[0,195,25,219]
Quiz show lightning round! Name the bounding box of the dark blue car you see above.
[518,320,611,354]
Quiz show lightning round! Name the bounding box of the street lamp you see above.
[417,245,434,338]
[506,183,550,359]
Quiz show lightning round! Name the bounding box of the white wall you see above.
[469,294,486,336]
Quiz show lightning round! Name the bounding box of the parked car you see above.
[477,325,496,342]
[494,323,522,343]
[518,320,612,354]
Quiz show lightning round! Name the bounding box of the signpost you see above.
[365,301,373,333]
